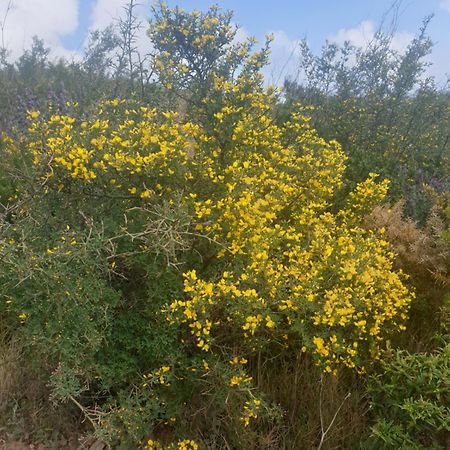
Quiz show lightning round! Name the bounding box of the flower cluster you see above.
[145,438,198,450]
[240,399,261,427]
[143,366,172,387]
[26,102,196,199]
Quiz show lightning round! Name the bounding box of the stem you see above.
[317,375,351,450]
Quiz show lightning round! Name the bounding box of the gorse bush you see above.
[0,2,448,449]
[0,15,414,450]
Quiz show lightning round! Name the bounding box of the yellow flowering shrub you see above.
[163,79,412,374]
[148,2,269,97]
[0,4,417,446]
[3,78,412,444]
[18,70,413,378]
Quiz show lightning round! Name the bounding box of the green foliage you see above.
[366,344,450,449]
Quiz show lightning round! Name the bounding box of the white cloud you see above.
[330,20,413,54]
[389,30,415,54]
[0,0,79,60]
[332,20,374,49]
[440,0,450,12]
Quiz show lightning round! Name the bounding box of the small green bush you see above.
[366,344,450,449]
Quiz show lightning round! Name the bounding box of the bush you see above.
[366,343,450,449]
[0,3,439,449]
[1,84,413,450]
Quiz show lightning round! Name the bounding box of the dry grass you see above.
[0,331,22,418]
[0,329,84,448]
[255,355,368,450]
[184,353,369,450]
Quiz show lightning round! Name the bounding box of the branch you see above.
[317,374,351,450]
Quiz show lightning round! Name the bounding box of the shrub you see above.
[0,4,419,448]
[366,344,450,449]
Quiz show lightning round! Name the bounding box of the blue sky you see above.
[2,0,450,84]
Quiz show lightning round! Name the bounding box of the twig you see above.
[68,395,97,429]
[317,374,351,450]
[0,0,13,52]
